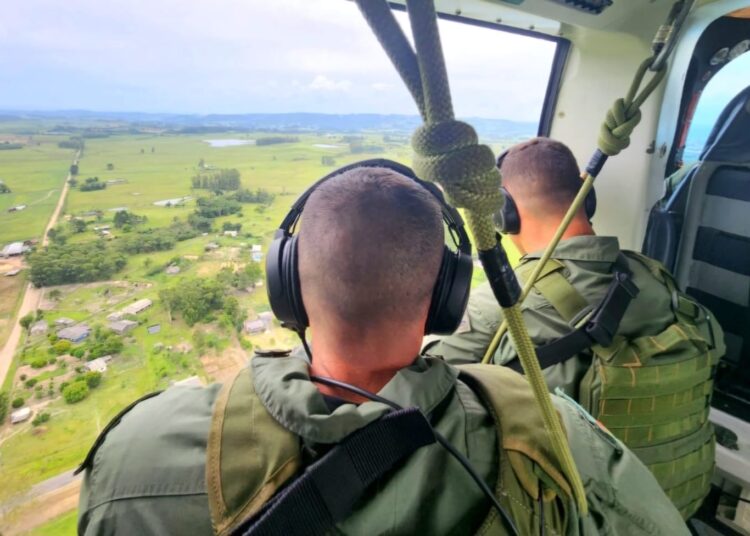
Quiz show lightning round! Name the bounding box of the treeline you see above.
[349,143,385,154]
[191,168,240,191]
[58,137,85,150]
[0,142,23,150]
[256,136,299,146]
[117,222,198,254]
[231,188,275,205]
[0,181,10,194]
[113,210,147,229]
[28,241,126,287]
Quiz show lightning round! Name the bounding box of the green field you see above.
[30,510,77,536]
[0,136,75,244]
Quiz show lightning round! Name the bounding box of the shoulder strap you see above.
[516,258,589,322]
[458,364,574,505]
[231,408,436,536]
[506,254,640,373]
[207,368,301,536]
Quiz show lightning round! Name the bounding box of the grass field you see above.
[29,509,77,536]
[0,136,75,244]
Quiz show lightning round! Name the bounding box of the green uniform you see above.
[427,236,675,399]
[78,355,687,535]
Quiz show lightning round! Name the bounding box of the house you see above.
[205,242,220,252]
[147,324,161,334]
[223,230,238,238]
[106,311,124,322]
[93,225,110,232]
[58,323,90,343]
[165,265,181,275]
[85,358,108,374]
[109,319,137,335]
[244,319,267,334]
[3,268,21,277]
[122,298,152,315]
[55,317,75,326]
[30,320,48,336]
[10,407,32,424]
[258,311,274,330]
[251,244,262,253]
[1,242,28,257]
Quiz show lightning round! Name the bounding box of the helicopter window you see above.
[683,50,750,163]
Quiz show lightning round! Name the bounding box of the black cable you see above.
[298,332,519,535]
[719,490,750,504]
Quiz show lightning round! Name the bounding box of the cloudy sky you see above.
[0,0,557,121]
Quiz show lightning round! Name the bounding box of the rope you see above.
[355,0,588,515]
[482,57,668,364]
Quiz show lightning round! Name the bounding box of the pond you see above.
[203,139,256,148]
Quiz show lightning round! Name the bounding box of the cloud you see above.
[308,75,352,92]
[371,82,393,92]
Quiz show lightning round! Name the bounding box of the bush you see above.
[25,378,38,388]
[19,373,27,381]
[59,381,69,393]
[84,371,102,389]
[30,357,48,369]
[53,340,72,355]
[0,392,7,423]
[11,397,24,408]
[71,347,85,359]
[32,412,51,426]
[62,381,89,404]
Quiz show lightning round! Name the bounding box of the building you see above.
[109,319,137,335]
[57,323,90,343]
[251,244,262,253]
[3,268,21,277]
[1,242,28,257]
[223,230,238,238]
[205,242,220,252]
[147,324,161,334]
[165,265,181,275]
[106,311,124,322]
[86,358,108,374]
[122,298,152,315]
[30,320,48,336]
[258,311,274,330]
[243,319,266,334]
[55,317,75,326]
[11,407,32,424]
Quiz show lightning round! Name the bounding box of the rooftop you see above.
[122,298,152,315]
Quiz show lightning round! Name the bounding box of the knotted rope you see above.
[356,0,588,515]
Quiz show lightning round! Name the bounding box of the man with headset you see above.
[77,160,686,535]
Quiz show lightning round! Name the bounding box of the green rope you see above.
[482,58,668,364]
[355,0,589,515]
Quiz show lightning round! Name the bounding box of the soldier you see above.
[78,162,687,535]
[427,138,723,518]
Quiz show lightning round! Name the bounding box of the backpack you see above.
[510,251,724,519]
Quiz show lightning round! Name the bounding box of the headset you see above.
[495,148,597,235]
[266,159,473,335]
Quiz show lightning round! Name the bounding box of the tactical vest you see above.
[205,365,578,536]
[514,252,724,519]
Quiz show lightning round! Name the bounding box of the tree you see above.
[0,392,7,423]
[11,397,24,408]
[28,241,126,287]
[20,313,34,331]
[70,218,87,233]
[32,412,51,426]
[321,156,336,166]
[244,261,262,285]
[159,278,228,326]
[53,340,72,355]
[84,371,102,388]
[49,289,62,301]
[69,164,79,176]
[62,381,89,404]
[106,163,114,170]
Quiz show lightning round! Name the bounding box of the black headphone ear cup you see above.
[284,236,309,329]
[496,187,521,235]
[425,246,473,335]
[585,187,597,221]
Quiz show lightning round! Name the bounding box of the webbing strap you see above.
[516,259,589,322]
[231,408,435,536]
[506,255,639,373]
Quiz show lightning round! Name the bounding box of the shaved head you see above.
[498,137,582,221]
[298,167,444,332]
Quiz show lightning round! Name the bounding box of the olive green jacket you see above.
[78,356,687,535]
[427,236,675,399]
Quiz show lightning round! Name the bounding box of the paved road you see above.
[0,153,78,388]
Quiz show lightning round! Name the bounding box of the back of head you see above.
[298,166,444,332]
[499,137,581,220]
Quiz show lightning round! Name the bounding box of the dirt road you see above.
[0,153,78,388]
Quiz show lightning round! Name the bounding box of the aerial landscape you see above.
[0,111,531,534]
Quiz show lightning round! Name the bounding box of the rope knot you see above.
[411,120,503,218]
[598,98,643,156]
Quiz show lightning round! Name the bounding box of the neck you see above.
[514,217,594,255]
[308,321,422,403]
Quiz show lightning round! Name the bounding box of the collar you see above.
[524,235,620,263]
[252,355,458,444]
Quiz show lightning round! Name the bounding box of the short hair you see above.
[298,167,444,329]
[498,137,582,217]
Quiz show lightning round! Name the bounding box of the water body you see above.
[312,144,342,149]
[203,139,255,148]
[154,196,192,207]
